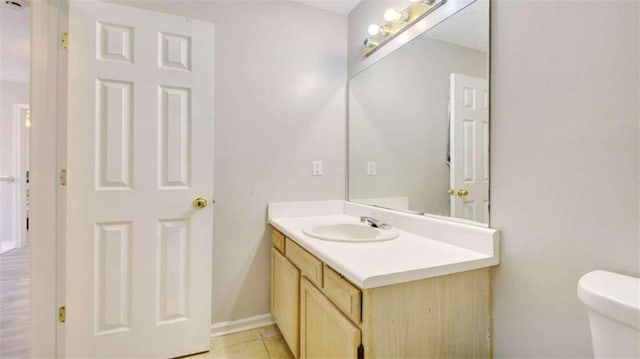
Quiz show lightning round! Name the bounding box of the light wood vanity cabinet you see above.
[270,247,300,357]
[322,265,362,325]
[300,278,361,358]
[270,228,492,359]
[284,238,323,287]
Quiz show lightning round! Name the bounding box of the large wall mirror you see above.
[348,0,490,226]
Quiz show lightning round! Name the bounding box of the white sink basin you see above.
[302,222,399,242]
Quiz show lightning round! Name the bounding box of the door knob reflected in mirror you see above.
[456,189,469,197]
[448,189,455,196]
[192,197,208,209]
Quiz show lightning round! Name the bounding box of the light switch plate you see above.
[367,161,376,176]
[312,161,323,176]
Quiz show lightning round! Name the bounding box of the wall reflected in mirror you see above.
[348,0,489,225]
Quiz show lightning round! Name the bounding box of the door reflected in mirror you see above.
[348,0,489,226]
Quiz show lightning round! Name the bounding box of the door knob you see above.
[456,189,469,197]
[448,189,455,196]
[192,197,208,209]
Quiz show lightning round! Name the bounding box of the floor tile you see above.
[210,328,262,351]
[263,336,295,359]
[210,339,269,359]
[186,325,294,359]
[258,325,281,340]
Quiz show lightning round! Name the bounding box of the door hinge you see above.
[357,344,364,359]
[61,32,69,50]
[59,169,67,186]
[58,306,66,323]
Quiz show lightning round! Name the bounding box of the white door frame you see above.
[13,103,29,249]
[30,1,63,357]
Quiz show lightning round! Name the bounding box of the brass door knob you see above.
[456,189,469,197]
[448,189,455,196]
[192,197,208,209]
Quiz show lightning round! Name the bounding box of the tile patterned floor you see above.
[0,247,29,359]
[184,325,295,359]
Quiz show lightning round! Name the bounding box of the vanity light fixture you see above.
[363,38,380,47]
[363,0,446,56]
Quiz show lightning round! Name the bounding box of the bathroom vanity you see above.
[270,0,495,356]
[268,201,499,359]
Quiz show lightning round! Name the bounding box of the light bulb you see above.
[367,24,382,36]
[384,9,401,21]
[384,8,409,22]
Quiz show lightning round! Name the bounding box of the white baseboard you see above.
[210,313,274,338]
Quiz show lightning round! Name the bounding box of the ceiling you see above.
[424,0,489,53]
[0,3,30,83]
[290,0,362,15]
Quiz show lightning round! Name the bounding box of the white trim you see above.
[30,1,60,357]
[210,314,274,338]
[350,196,410,210]
[267,200,344,220]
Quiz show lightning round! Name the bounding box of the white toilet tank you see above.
[578,270,640,358]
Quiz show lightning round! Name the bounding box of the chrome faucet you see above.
[360,216,391,229]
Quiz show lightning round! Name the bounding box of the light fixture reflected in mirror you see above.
[363,0,446,56]
[384,8,409,22]
[24,109,31,128]
[367,24,384,36]
[363,38,380,47]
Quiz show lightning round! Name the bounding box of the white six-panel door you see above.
[450,73,489,224]
[67,2,213,357]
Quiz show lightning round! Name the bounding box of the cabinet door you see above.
[300,278,361,359]
[271,248,300,357]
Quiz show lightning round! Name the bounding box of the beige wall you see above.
[349,0,640,356]
[117,1,347,324]
[0,81,29,247]
[490,1,639,356]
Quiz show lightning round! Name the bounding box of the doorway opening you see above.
[0,0,31,357]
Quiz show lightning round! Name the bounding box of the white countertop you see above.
[269,213,499,289]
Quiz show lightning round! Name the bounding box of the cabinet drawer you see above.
[285,238,323,286]
[323,265,362,324]
[272,229,285,253]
